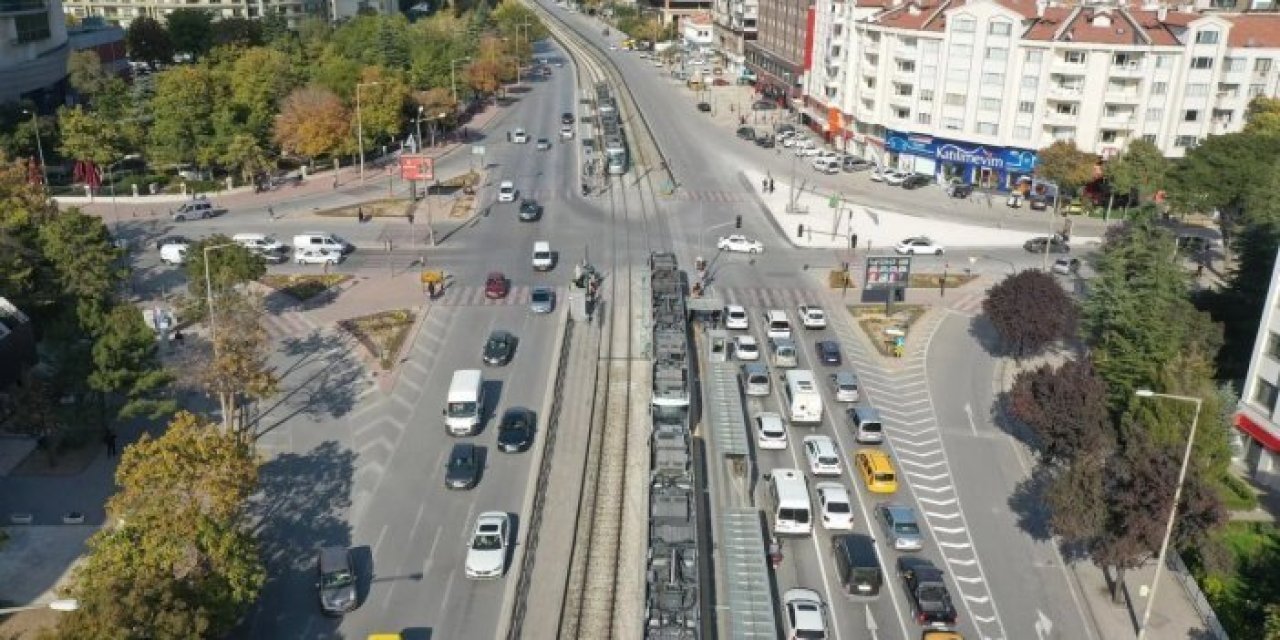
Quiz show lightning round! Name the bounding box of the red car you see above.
[485,272,509,299]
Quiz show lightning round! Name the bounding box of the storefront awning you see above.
[1235,412,1280,453]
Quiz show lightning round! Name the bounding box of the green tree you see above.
[88,304,176,423]
[1245,96,1280,137]
[37,209,124,333]
[273,85,352,160]
[1036,140,1096,205]
[1166,133,1280,235]
[1104,138,1168,204]
[310,52,363,99]
[199,291,279,432]
[68,50,112,100]
[57,105,126,168]
[125,16,174,67]
[166,8,216,61]
[183,235,266,309]
[356,66,411,147]
[50,411,263,639]
[221,133,272,184]
[211,16,264,48]
[222,46,298,142]
[0,156,58,318]
[148,65,220,168]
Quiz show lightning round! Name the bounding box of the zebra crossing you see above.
[430,284,564,307]
[666,190,753,203]
[711,286,829,310]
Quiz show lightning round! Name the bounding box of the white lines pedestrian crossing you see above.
[429,285,564,307]
[712,286,820,310]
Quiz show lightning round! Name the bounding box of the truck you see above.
[897,557,958,627]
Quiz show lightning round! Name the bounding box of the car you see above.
[530,286,555,313]
[170,198,216,221]
[497,407,535,453]
[776,123,797,135]
[755,412,788,450]
[812,157,840,174]
[752,100,778,111]
[561,112,575,124]
[444,443,480,489]
[560,124,575,140]
[803,435,843,476]
[535,138,552,150]
[316,546,357,615]
[781,135,804,148]
[1028,195,1049,210]
[154,235,190,251]
[901,174,933,190]
[485,272,509,299]
[868,167,888,182]
[717,234,764,254]
[1052,257,1082,275]
[294,246,343,265]
[815,340,842,366]
[895,236,945,255]
[884,170,913,186]
[777,130,797,143]
[755,134,776,148]
[735,126,756,141]
[830,371,860,402]
[843,156,873,172]
[816,482,854,530]
[898,557,958,627]
[794,142,821,157]
[798,305,827,329]
[855,449,898,494]
[510,128,529,144]
[946,182,975,198]
[1024,235,1070,253]
[696,102,711,112]
[465,512,511,579]
[724,304,749,330]
[159,241,189,266]
[497,180,517,203]
[876,502,925,551]
[519,198,543,222]
[782,588,828,639]
[734,335,760,361]
[482,330,516,366]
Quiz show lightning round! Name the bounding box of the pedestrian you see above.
[1196,262,1205,278]
[357,206,365,223]
[267,205,275,221]
[103,428,117,457]
[768,178,775,193]
[762,177,768,191]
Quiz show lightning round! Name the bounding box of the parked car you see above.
[946,183,975,198]
[752,100,778,111]
[884,170,913,186]
[717,235,764,254]
[444,443,481,489]
[497,407,536,453]
[1028,196,1049,210]
[484,272,509,299]
[812,157,840,174]
[1052,257,1082,275]
[869,167,888,182]
[464,512,511,579]
[696,102,711,112]
[901,174,933,190]
[482,330,516,366]
[316,546,358,615]
[755,134,775,148]
[842,156,873,172]
[895,236,945,255]
[1024,235,1070,253]
[294,247,344,265]
[736,126,757,141]
[170,198,218,222]
[776,123,796,135]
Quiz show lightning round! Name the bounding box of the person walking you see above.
[267,205,275,221]
[103,428,118,457]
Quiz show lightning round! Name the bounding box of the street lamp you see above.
[451,56,472,107]
[1132,389,1204,640]
[0,598,79,616]
[355,81,383,183]
[203,242,238,354]
[21,109,48,191]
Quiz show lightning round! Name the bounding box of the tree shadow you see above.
[240,440,355,638]
[965,313,1003,358]
[255,338,367,433]
[1007,465,1055,543]
[988,386,1043,458]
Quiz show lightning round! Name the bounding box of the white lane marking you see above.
[898,459,947,470]
[954,574,985,584]
[904,471,951,482]
[939,541,972,549]
[910,484,954,494]
[933,526,967,534]
[371,523,390,557]
[964,403,979,437]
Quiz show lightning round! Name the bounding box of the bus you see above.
[766,469,813,536]
[784,369,823,425]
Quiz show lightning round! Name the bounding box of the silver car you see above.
[530,286,555,314]
[875,502,923,551]
[465,512,511,579]
[829,371,860,402]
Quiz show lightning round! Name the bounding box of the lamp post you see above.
[451,56,471,107]
[355,81,382,183]
[203,242,238,355]
[1041,179,1061,272]
[0,599,79,616]
[1133,389,1204,640]
[21,109,48,191]
[414,105,424,154]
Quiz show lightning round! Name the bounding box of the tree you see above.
[1245,96,1280,137]
[89,304,176,418]
[223,46,298,142]
[125,16,174,67]
[68,50,112,100]
[273,86,352,160]
[1104,138,1168,204]
[37,209,124,333]
[148,65,220,168]
[0,156,58,318]
[221,133,272,185]
[355,66,411,147]
[57,106,126,169]
[166,8,216,61]
[981,269,1078,358]
[1036,140,1096,204]
[183,235,266,308]
[464,36,512,95]
[1008,358,1113,466]
[1202,217,1280,379]
[1166,133,1280,234]
[50,411,263,639]
[1265,603,1280,640]
[200,292,279,432]
[211,16,263,48]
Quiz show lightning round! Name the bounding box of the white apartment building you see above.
[1236,248,1280,491]
[712,0,759,70]
[803,0,1280,190]
[60,0,385,28]
[1,0,70,105]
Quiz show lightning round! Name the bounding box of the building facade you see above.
[803,0,1280,189]
[61,0,346,28]
[748,0,814,99]
[1236,248,1280,491]
[712,0,759,72]
[0,0,70,107]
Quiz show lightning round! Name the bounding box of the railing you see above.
[1168,552,1229,640]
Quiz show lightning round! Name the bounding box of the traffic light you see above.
[735,215,742,229]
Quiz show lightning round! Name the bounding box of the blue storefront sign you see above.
[885,130,1038,190]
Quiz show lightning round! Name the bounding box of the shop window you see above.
[1253,377,1279,414]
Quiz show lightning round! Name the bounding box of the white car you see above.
[510,129,529,144]
[803,435,842,476]
[498,180,517,203]
[294,246,343,265]
[812,157,839,174]
[884,170,913,186]
[798,305,827,329]
[724,304,749,330]
[793,141,820,156]
[781,135,802,148]
[815,482,854,530]
[755,412,788,450]
[895,236,945,255]
[717,235,764,254]
[783,589,828,640]
[734,335,760,361]
[869,167,888,182]
[815,149,839,161]
[464,512,511,579]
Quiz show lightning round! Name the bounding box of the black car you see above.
[518,198,542,222]
[497,407,536,453]
[1023,236,1070,253]
[561,112,575,125]
[317,546,357,615]
[736,126,757,141]
[816,340,842,366]
[755,134,776,148]
[696,102,711,113]
[445,443,481,489]
[776,123,796,135]
[1028,196,1049,211]
[901,174,933,190]
[898,557,958,627]
[946,183,974,198]
[483,330,516,366]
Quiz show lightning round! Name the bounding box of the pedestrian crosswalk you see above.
[430,284,564,307]
[710,286,828,310]
[667,190,754,203]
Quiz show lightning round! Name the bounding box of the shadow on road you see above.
[1006,466,1055,543]
[255,332,366,436]
[965,313,1003,357]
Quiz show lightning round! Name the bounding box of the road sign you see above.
[863,256,911,291]
[399,154,433,181]
[471,145,486,156]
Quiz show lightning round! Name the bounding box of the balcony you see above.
[1109,60,1146,77]
[1043,110,1078,125]
[0,0,47,14]
[1100,113,1136,129]
[1052,55,1088,70]
[1104,90,1142,103]
[1048,84,1084,99]
[893,46,918,61]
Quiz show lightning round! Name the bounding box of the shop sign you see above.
[885,130,1038,173]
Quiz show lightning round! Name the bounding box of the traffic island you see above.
[848,304,928,357]
[259,274,352,304]
[339,309,416,371]
[313,198,406,219]
[908,272,979,290]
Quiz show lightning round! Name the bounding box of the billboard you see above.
[863,256,911,291]
[399,155,434,181]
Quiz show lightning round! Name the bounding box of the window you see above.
[1257,59,1274,73]
[1186,83,1209,97]
[1225,57,1246,72]
[1176,135,1199,147]
[1152,82,1168,95]
[920,89,935,101]
[894,107,910,119]
[894,83,913,97]
[976,122,998,135]
[947,68,969,82]
[1184,109,1200,122]
[1021,76,1039,89]
[1155,54,1174,69]
[898,61,916,73]
[1025,50,1043,64]
[1195,30,1220,45]
[902,37,918,47]
[1146,108,1163,121]
[945,93,966,106]
[1218,83,1239,97]
[1064,51,1086,64]
[980,97,1000,111]
[1268,332,1280,361]
[1014,125,1031,138]
[985,47,1007,62]
[982,72,1005,86]
[989,21,1012,36]
[1056,102,1078,115]
[953,16,976,32]
[14,14,50,43]
[917,112,932,125]
[949,44,973,60]
[1253,377,1279,414]
[1251,84,1266,97]
[1142,134,1157,144]
[1191,57,1214,70]
[1112,53,1139,67]
[1019,100,1035,114]
[1213,109,1234,123]
[943,117,963,130]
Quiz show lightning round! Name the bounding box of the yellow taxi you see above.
[922,630,963,639]
[854,449,898,494]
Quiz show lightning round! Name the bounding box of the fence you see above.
[1169,551,1230,640]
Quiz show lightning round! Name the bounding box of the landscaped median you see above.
[259,274,351,304]
[339,309,416,371]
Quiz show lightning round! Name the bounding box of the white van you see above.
[767,468,813,536]
[784,369,823,425]
[293,232,351,254]
[444,369,484,436]
[765,310,792,340]
[159,242,189,265]
[532,241,553,271]
[233,233,285,253]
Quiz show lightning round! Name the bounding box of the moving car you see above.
[895,236,945,255]
[1052,257,1082,275]
[535,138,552,150]
[484,272,509,299]
[812,157,840,174]
[1024,235,1070,253]
[855,449,898,493]
[815,340,842,366]
[898,557,959,627]
[530,286,555,313]
[696,102,711,112]
[803,435,843,476]
[884,170,913,186]
[829,371,860,402]
[497,407,535,453]
[170,198,217,221]
[294,247,343,265]
[444,443,481,490]
[843,156,873,172]
[482,330,516,366]
[946,183,974,198]
[316,546,358,615]
[519,198,543,222]
[816,482,854,530]
[755,134,775,148]
[465,512,511,579]
[793,140,821,157]
[717,235,764,254]
[724,304,749,330]
[734,335,760,361]
[510,128,529,144]
[901,174,933,190]
[561,112,575,124]
[560,124,575,140]
[498,180,517,203]
[876,503,924,551]
[798,305,827,329]
[782,588,828,639]
[755,412,788,450]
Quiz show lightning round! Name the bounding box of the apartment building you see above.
[711,0,758,69]
[1,0,70,106]
[1235,248,1280,491]
[748,0,813,99]
[803,0,1280,190]
[60,0,370,28]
